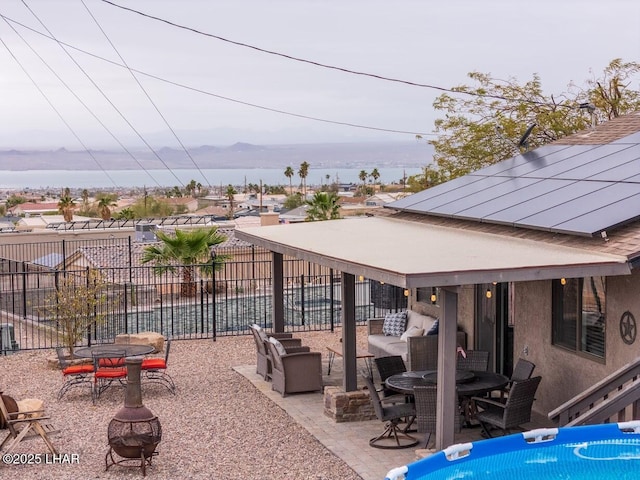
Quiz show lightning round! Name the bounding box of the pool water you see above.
[385,422,640,480]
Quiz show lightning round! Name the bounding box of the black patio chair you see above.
[472,376,542,437]
[374,355,407,401]
[55,347,94,400]
[457,350,490,372]
[362,374,418,449]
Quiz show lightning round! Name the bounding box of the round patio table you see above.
[73,344,155,358]
[385,370,509,397]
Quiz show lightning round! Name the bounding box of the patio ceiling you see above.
[235,216,631,288]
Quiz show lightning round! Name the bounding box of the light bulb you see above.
[560,278,566,285]
[403,289,409,297]
[486,288,492,299]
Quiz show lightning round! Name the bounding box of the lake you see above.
[0,167,423,189]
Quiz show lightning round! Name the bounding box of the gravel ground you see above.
[0,328,368,480]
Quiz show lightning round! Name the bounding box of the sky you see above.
[0,0,639,149]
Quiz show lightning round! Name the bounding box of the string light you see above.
[560,278,567,285]
[403,289,409,297]
[430,288,437,304]
[486,287,492,299]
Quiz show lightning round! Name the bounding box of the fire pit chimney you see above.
[106,356,162,476]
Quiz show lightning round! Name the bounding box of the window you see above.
[552,277,606,358]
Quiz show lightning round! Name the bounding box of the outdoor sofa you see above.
[367,310,466,371]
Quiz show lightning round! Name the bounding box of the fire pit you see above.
[106,357,161,476]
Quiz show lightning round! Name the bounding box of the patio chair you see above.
[362,374,418,449]
[457,350,490,372]
[92,350,127,404]
[250,324,306,380]
[141,339,176,394]
[413,385,437,448]
[0,393,58,454]
[492,358,536,401]
[265,338,322,396]
[472,376,542,437]
[55,347,95,400]
[374,355,408,402]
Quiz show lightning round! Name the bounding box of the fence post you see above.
[211,251,217,342]
[21,262,27,319]
[300,273,305,326]
[329,269,335,332]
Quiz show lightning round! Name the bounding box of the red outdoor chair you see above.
[141,339,176,394]
[56,347,94,400]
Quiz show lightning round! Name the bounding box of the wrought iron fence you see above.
[0,237,408,352]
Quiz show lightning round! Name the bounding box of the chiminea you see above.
[106,356,162,476]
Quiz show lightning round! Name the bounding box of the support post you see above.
[272,253,285,333]
[341,272,357,392]
[435,287,459,450]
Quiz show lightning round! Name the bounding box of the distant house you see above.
[164,197,198,213]
[9,202,59,216]
[15,215,94,230]
[364,192,408,206]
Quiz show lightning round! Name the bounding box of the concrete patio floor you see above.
[235,358,552,480]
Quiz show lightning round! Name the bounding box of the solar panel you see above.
[388,131,640,236]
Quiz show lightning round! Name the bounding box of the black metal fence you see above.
[0,237,408,352]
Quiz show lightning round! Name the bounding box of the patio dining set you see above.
[56,340,176,404]
[365,354,541,449]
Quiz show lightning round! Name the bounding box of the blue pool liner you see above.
[384,421,640,480]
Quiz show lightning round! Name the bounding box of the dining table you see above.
[385,369,509,426]
[73,344,155,359]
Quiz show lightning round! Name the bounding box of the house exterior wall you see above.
[514,272,640,416]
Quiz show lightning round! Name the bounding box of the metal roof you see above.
[235,216,630,288]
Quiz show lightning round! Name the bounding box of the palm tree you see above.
[298,161,310,197]
[225,185,237,219]
[57,195,76,222]
[141,227,229,297]
[81,189,89,209]
[305,191,341,222]
[97,195,117,220]
[358,170,368,194]
[371,168,380,184]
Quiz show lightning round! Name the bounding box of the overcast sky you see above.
[0,0,639,149]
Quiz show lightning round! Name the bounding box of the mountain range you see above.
[0,141,433,171]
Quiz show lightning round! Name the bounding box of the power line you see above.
[19,1,186,187]
[0,13,435,138]
[100,0,558,108]
[0,32,119,188]
[2,12,164,188]
[81,0,211,188]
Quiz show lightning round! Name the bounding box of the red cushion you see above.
[63,364,94,375]
[99,357,125,368]
[141,359,166,370]
[95,368,127,378]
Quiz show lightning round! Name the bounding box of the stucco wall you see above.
[514,273,640,416]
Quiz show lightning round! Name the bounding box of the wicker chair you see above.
[413,385,437,447]
[493,358,536,400]
[265,338,322,397]
[472,376,542,437]
[362,374,418,449]
[457,350,490,372]
[250,324,304,380]
[55,347,94,400]
[408,331,467,371]
[374,356,407,400]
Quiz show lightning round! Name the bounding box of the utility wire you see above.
[81,0,211,188]
[2,13,164,187]
[0,33,119,188]
[1,13,435,137]
[100,0,562,108]
[19,1,185,187]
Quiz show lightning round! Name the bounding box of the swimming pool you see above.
[385,421,640,480]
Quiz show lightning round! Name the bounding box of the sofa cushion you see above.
[406,310,437,333]
[382,311,407,337]
[268,337,287,356]
[426,319,439,335]
[400,325,424,342]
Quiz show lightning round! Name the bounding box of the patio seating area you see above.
[0,327,552,480]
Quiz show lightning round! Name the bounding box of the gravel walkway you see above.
[0,329,367,480]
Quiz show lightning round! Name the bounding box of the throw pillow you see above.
[252,324,268,342]
[268,337,287,356]
[400,325,424,342]
[426,319,439,336]
[382,311,407,337]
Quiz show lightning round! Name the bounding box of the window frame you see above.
[551,276,606,361]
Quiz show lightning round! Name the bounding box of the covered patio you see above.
[236,214,630,449]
